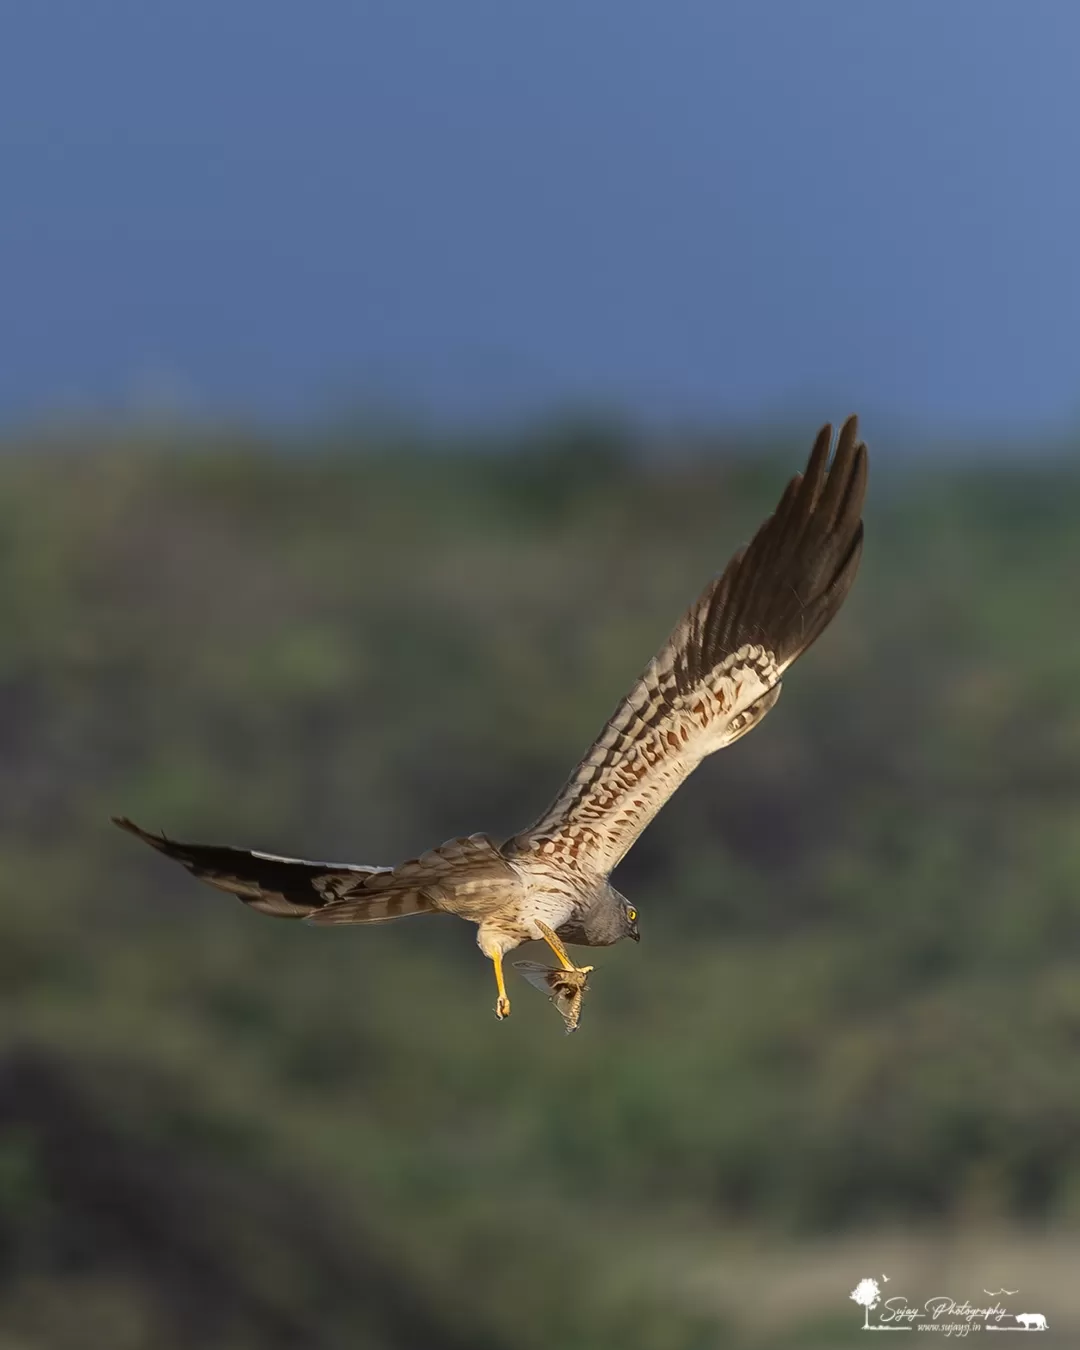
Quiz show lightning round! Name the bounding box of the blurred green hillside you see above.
[2,421,1080,1349]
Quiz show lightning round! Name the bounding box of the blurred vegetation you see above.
[2,419,1080,1347]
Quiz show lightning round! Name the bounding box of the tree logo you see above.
[850,1277,910,1331]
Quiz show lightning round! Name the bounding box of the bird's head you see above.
[595,883,640,944]
[615,886,641,942]
[553,882,639,947]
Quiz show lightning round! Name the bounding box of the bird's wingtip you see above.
[111,815,162,845]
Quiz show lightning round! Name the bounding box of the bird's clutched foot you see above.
[534,920,592,974]
[495,992,512,1019]
[514,959,593,1033]
[517,921,595,1031]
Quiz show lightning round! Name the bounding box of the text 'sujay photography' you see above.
[3,5,1079,1348]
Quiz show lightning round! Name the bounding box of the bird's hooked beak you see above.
[630,923,640,942]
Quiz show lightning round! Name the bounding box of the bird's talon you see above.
[495,995,511,1019]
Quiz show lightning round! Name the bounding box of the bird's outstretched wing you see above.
[505,416,867,878]
[113,817,516,923]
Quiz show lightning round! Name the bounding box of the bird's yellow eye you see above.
[626,907,637,922]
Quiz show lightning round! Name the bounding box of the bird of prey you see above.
[115,417,867,1023]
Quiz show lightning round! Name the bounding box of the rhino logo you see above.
[1015,1312,1048,1330]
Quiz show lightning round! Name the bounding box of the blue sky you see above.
[2,2,1078,433]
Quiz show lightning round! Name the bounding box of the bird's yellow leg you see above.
[535,921,593,975]
[492,951,511,1019]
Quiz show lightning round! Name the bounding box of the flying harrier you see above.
[115,417,867,1022]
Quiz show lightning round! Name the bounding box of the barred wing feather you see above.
[505,417,867,878]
